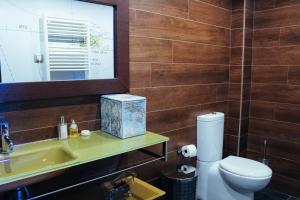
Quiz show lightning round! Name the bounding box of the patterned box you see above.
[101,94,146,138]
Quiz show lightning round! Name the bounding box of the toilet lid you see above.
[220,156,272,178]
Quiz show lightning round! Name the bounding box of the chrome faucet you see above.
[0,122,14,154]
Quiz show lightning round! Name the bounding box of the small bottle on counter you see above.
[69,119,79,137]
[58,116,68,140]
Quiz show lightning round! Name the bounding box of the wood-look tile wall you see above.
[227,0,253,156]
[0,0,231,190]
[249,0,300,196]
[129,0,231,171]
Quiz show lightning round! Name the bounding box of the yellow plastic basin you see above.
[127,178,165,200]
[0,147,76,178]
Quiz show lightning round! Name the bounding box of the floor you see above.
[255,189,300,200]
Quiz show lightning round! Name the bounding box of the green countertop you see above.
[0,131,169,186]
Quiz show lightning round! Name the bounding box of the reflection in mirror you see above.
[0,0,115,83]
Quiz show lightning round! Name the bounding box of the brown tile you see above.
[251,84,300,104]
[11,126,57,145]
[252,47,280,65]
[239,135,248,153]
[250,100,275,120]
[231,9,244,29]
[252,28,280,47]
[129,88,147,99]
[241,100,250,119]
[147,105,202,133]
[129,0,189,18]
[255,0,300,11]
[288,66,300,84]
[279,45,300,65]
[244,47,252,66]
[129,9,135,34]
[129,36,172,62]
[252,66,288,83]
[228,83,242,101]
[201,101,228,115]
[228,100,241,118]
[240,118,250,136]
[216,84,228,101]
[232,0,244,10]
[230,47,243,65]
[231,29,243,47]
[223,134,238,153]
[242,83,251,100]
[280,26,300,46]
[173,41,229,64]
[230,66,242,83]
[4,103,99,132]
[189,0,231,28]
[244,28,253,47]
[254,0,276,11]
[275,103,300,124]
[249,119,300,144]
[151,64,228,86]
[254,5,300,28]
[245,9,254,29]
[162,126,196,152]
[247,134,300,162]
[226,117,240,136]
[228,100,250,120]
[230,66,252,84]
[129,62,151,88]
[269,173,300,197]
[200,0,231,9]
[135,10,227,46]
[243,66,252,83]
[144,84,217,111]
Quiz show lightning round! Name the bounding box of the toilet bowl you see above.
[196,112,272,200]
[219,156,272,192]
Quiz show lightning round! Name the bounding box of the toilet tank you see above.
[197,112,224,162]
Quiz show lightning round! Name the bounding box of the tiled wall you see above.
[0,0,231,187]
[248,0,300,196]
[227,0,253,156]
[129,0,231,173]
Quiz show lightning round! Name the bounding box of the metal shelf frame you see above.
[27,141,168,200]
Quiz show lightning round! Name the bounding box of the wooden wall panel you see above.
[0,1,231,197]
[250,1,300,196]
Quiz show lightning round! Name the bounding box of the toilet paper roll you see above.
[180,165,196,174]
[181,144,197,158]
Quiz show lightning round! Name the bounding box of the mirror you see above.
[0,0,115,83]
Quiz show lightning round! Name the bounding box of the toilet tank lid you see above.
[220,156,272,178]
[197,112,224,122]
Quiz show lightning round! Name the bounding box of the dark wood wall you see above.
[0,0,231,195]
[227,0,253,156]
[129,0,231,178]
[2,0,300,198]
[248,0,300,196]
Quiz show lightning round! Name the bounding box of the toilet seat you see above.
[219,156,272,178]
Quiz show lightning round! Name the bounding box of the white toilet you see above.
[196,112,272,200]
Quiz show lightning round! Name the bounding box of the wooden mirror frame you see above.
[0,0,129,103]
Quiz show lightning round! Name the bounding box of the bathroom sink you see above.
[0,147,76,179]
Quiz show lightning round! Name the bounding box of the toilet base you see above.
[197,161,254,200]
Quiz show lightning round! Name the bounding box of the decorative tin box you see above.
[101,94,146,139]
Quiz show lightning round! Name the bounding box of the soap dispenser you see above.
[58,116,68,140]
[69,119,79,137]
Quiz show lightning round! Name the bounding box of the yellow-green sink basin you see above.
[0,147,76,178]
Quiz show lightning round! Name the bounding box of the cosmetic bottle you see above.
[58,116,68,140]
[69,119,79,137]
